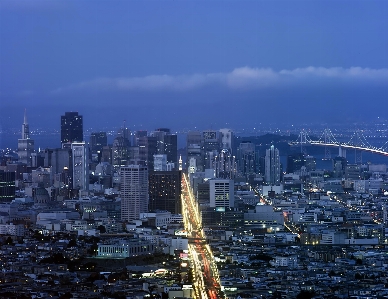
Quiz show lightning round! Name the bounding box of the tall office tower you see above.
[333,156,347,178]
[90,132,107,155]
[101,146,112,164]
[138,136,157,169]
[163,134,177,165]
[133,130,147,146]
[202,130,220,152]
[202,130,220,169]
[120,165,149,222]
[187,131,202,146]
[209,179,234,209]
[305,155,316,171]
[71,142,89,191]
[148,170,181,214]
[265,145,280,185]
[286,153,306,174]
[18,110,34,166]
[345,164,361,180]
[214,149,237,179]
[61,112,83,144]
[187,131,203,172]
[153,154,167,171]
[45,148,72,187]
[0,171,16,202]
[152,129,177,166]
[197,182,210,205]
[128,146,140,165]
[112,135,131,170]
[117,121,131,143]
[219,128,233,153]
[152,129,167,154]
[237,141,257,176]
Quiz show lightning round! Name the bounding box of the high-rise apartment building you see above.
[265,145,280,185]
[120,165,149,222]
[18,110,34,166]
[61,112,83,144]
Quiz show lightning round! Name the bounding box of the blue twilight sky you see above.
[0,0,388,133]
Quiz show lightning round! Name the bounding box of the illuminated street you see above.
[181,173,223,299]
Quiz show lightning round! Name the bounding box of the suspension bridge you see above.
[292,129,388,163]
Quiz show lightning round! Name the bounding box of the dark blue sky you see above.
[1,0,387,132]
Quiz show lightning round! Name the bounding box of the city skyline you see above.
[1,1,388,132]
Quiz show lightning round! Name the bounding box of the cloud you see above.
[51,66,388,94]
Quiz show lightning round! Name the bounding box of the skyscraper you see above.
[138,136,157,169]
[286,153,306,174]
[90,132,107,155]
[265,145,280,185]
[120,165,149,222]
[61,112,83,144]
[163,134,178,165]
[237,141,258,176]
[71,142,89,191]
[152,129,178,166]
[219,128,233,153]
[0,171,16,203]
[148,170,181,214]
[186,131,203,172]
[209,179,234,209]
[18,109,34,166]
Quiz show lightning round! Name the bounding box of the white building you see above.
[120,165,149,222]
[209,179,234,208]
[170,237,189,252]
[244,204,284,228]
[219,128,233,152]
[71,142,89,191]
[97,239,154,258]
[153,154,167,171]
[272,255,298,268]
[0,223,25,236]
[140,211,172,227]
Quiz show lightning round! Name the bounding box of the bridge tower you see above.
[323,128,332,160]
[299,130,309,155]
[354,130,363,164]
